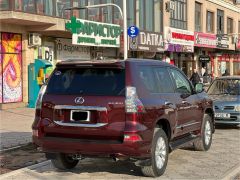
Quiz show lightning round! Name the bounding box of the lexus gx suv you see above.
[32,59,214,177]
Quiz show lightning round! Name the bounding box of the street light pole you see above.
[123,0,128,60]
[65,2,128,60]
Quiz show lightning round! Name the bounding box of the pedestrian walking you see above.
[190,69,201,87]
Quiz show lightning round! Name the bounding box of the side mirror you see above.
[195,83,204,93]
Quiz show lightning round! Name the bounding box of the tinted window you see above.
[208,79,240,95]
[169,69,191,94]
[154,68,174,93]
[46,68,125,96]
[138,66,158,93]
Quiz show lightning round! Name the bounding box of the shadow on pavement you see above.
[215,124,240,130]
[0,131,32,150]
[32,158,143,177]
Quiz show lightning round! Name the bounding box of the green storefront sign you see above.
[66,16,121,47]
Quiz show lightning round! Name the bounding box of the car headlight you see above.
[235,105,240,112]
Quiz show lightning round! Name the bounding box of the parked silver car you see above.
[207,76,240,125]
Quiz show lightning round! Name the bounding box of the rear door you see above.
[169,68,202,136]
[41,65,126,142]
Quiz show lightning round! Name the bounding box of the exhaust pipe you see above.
[113,157,119,162]
[71,154,83,160]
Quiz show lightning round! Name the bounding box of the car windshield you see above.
[207,79,240,95]
[46,68,125,96]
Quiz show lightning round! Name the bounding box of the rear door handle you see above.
[165,101,174,107]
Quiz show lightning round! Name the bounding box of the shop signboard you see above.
[199,55,211,62]
[216,35,229,49]
[129,30,164,52]
[65,16,121,48]
[164,27,194,52]
[56,38,90,61]
[194,32,216,48]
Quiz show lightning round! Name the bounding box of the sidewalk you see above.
[0,108,35,151]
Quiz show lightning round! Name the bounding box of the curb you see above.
[0,142,32,153]
[222,164,240,180]
[0,160,50,180]
[0,145,26,153]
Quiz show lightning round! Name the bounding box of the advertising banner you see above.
[194,32,216,48]
[216,35,229,49]
[164,27,194,52]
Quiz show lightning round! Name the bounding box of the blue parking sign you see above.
[127,26,139,38]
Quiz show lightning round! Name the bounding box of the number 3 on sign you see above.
[127,26,139,38]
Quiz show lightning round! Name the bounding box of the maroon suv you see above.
[32,59,214,177]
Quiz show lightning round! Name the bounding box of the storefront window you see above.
[36,0,44,14]
[127,0,135,26]
[88,0,101,21]
[217,55,230,76]
[15,0,22,11]
[113,0,123,25]
[73,0,86,19]
[145,0,153,31]
[0,0,10,10]
[233,55,240,75]
[102,0,113,23]
[23,0,36,13]
[139,0,144,29]
[138,0,154,31]
[56,0,71,19]
[44,0,54,16]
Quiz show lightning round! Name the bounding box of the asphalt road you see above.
[1,125,239,180]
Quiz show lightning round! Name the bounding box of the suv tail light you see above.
[33,85,47,130]
[36,85,47,110]
[125,86,145,113]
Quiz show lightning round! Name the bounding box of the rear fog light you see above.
[124,134,142,142]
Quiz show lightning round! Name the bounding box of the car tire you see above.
[51,153,79,170]
[141,128,169,177]
[194,114,213,151]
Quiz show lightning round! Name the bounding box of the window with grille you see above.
[217,9,224,34]
[170,0,187,30]
[195,2,202,32]
[227,17,233,34]
[206,11,214,33]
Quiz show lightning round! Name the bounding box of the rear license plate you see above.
[70,110,90,122]
[215,113,230,118]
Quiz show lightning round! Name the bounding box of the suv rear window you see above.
[46,68,125,96]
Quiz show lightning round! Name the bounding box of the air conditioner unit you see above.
[29,33,42,46]
[166,1,175,12]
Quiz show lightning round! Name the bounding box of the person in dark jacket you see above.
[190,69,201,87]
[222,69,230,76]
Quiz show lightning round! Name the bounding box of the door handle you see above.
[165,101,174,106]
[182,100,188,104]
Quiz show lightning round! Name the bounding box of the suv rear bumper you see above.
[33,135,151,159]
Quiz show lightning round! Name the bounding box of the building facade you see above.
[0,0,240,109]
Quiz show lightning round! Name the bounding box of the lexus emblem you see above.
[74,97,85,104]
